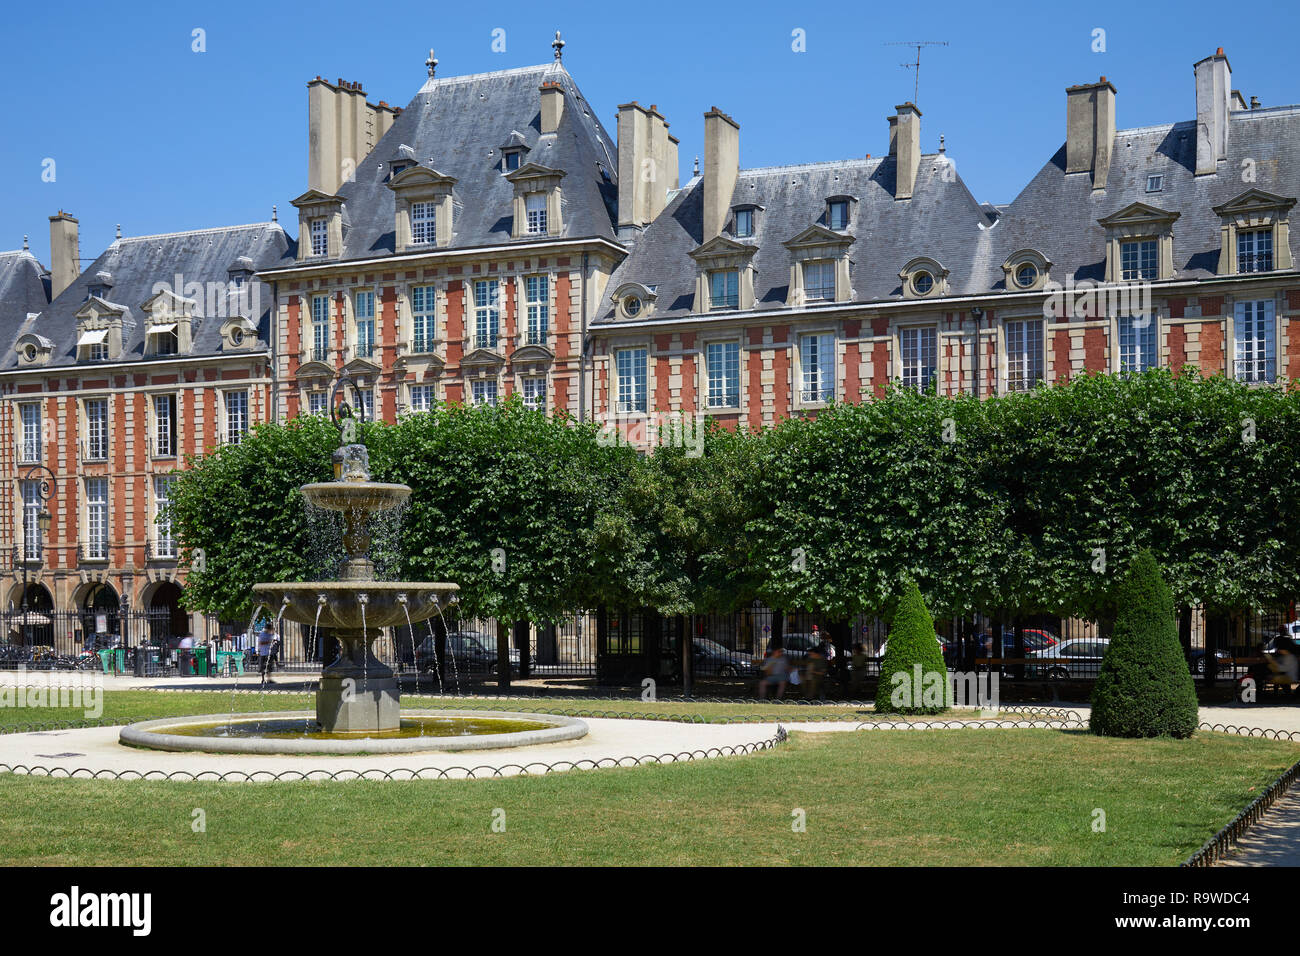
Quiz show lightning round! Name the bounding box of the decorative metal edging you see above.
[1182,754,1300,867]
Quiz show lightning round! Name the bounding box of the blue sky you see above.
[3,0,1298,267]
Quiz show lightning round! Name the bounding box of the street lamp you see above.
[19,464,56,633]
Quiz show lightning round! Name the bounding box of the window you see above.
[79,329,109,362]
[525,275,549,345]
[20,479,42,562]
[1118,315,1157,373]
[355,291,375,358]
[615,348,648,413]
[1238,229,1274,273]
[311,295,330,362]
[225,391,249,445]
[1120,240,1158,281]
[409,385,434,413]
[911,271,934,296]
[410,202,436,246]
[411,286,436,353]
[900,327,938,391]
[1146,174,1164,193]
[804,261,836,301]
[828,201,850,230]
[151,326,179,355]
[1005,320,1044,392]
[85,477,108,560]
[504,151,522,172]
[473,280,500,350]
[84,399,108,461]
[623,295,642,318]
[709,270,739,310]
[1014,263,1038,289]
[358,389,375,422]
[800,333,835,404]
[153,475,177,558]
[1235,300,1276,383]
[19,403,40,463]
[308,392,329,417]
[153,394,177,457]
[735,209,754,238]
[471,380,499,407]
[310,218,328,256]
[522,377,546,410]
[526,193,548,235]
[705,342,741,408]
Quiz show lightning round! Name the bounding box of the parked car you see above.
[1024,638,1111,679]
[1187,647,1234,675]
[672,638,756,679]
[878,635,945,657]
[415,631,516,675]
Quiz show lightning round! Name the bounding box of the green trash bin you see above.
[113,648,126,674]
[194,645,209,676]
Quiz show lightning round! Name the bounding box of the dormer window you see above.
[1211,189,1295,275]
[387,165,457,253]
[610,282,658,321]
[803,261,836,301]
[498,131,530,174]
[1014,263,1038,288]
[310,218,328,257]
[899,256,950,299]
[389,162,411,179]
[504,151,522,172]
[828,200,850,231]
[709,270,740,310]
[13,333,54,367]
[1097,203,1179,283]
[735,208,754,238]
[411,202,437,245]
[291,188,346,263]
[78,329,109,362]
[505,163,566,239]
[1120,240,1158,281]
[148,325,179,356]
[1002,249,1052,293]
[526,193,548,235]
[88,285,110,301]
[1146,174,1164,193]
[1238,229,1274,273]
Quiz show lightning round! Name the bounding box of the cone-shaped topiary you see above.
[875,581,951,714]
[1089,550,1198,738]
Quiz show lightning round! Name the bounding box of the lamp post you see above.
[18,464,56,640]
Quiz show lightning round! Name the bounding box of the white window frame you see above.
[803,261,836,302]
[20,479,42,562]
[1237,229,1274,274]
[525,193,548,235]
[799,332,836,405]
[615,347,648,414]
[19,403,41,464]
[307,391,329,417]
[521,376,547,410]
[153,393,177,458]
[525,275,549,346]
[471,379,499,407]
[153,475,177,558]
[354,290,376,358]
[409,384,434,413]
[83,398,108,461]
[899,326,938,391]
[1118,315,1158,373]
[224,390,249,445]
[705,341,741,409]
[410,285,436,353]
[85,476,109,560]
[1005,319,1044,392]
[473,280,500,350]
[310,218,329,256]
[410,202,436,246]
[1120,239,1158,281]
[709,270,739,311]
[311,294,330,362]
[1234,299,1276,383]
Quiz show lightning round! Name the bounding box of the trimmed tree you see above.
[1089,550,1198,738]
[875,581,951,714]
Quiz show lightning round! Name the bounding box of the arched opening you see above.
[79,583,121,648]
[8,583,54,646]
[145,580,188,645]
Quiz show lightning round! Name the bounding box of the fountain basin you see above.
[119,710,589,755]
[301,481,411,513]
[252,581,458,632]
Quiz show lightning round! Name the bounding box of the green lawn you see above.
[0,702,1294,865]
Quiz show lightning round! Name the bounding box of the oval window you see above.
[912,271,934,295]
[230,328,244,347]
[1015,263,1038,288]
[22,344,37,362]
[623,296,642,318]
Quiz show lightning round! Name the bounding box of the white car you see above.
[1025,638,1111,679]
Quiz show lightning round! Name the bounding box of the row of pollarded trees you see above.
[166,368,1300,670]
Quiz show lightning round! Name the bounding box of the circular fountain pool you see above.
[120,710,589,755]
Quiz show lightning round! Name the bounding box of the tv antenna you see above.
[885,40,949,105]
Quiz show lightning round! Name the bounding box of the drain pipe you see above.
[578,251,589,423]
[970,306,984,399]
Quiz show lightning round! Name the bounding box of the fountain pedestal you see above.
[317,631,400,734]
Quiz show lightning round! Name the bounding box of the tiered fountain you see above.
[120,380,587,755]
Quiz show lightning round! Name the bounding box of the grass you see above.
[0,689,1294,865]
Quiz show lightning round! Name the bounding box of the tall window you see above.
[525,193,548,235]
[151,326,179,355]
[1006,320,1044,392]
[1235,300,1276,383]
[828,200,850,230]
[1118,315,1157,373]
[153,394,177,457]
[311,295,330,361]
[803,261,836,301]
[358,389,375,422]
[615,348,648,413]
[735,208,754,238]
[525,275,549,345]
[799,333,835,404]
[308,392,329,417]
[411,285,436,353]
[706,342,740,408]
[709,270,739,310]
[153,475,177,558]
[900,327,938,391]
[1238,229,1274,273]
[471,379,499,407]
[522,377,546,410]
[474,280,500,350]
[85,477,108,560]
[21,479,41,562]
[409,385,434,413]
[225,391,248,445]
[84,398,108,461]
[355,291,375,358]
[19,403,40,463]
[1120,240,1158,281]
[411,202,436,245]
[310,218,328,256]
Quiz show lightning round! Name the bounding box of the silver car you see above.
[1025,638,1110,679]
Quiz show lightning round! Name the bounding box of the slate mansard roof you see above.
[0,248,51,329]
[602,103,1300,324]
[327,62,620,262]
[0,223,294,372]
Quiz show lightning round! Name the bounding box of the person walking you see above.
[804,639,828,701]
[257,622,280,686]
[758,638,789,700]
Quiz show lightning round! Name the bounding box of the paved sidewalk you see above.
[1219,785,1300,866]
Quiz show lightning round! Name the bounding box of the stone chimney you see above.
[1065,77,1117,190]
[702,107,740,241]
[48,211,80,299]
[891,103,921,200]
[540,80,565,134]
[1195,49,1232,176]
[617,102,677,236]
[308,77,399,194]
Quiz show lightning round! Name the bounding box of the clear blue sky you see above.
[4,0,1298,268]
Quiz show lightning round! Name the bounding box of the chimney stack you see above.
[308,77,399,194]
[891,103,921,200]
[1195,49,1232,175]
[702,107,740,240]
[540,80,565,134]
[617,102,678,237]
[48,211,80,299]
[1065,77,1117,190]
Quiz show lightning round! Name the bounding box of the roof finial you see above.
[693,156,700,177]
[938,134,945,154]
[552,30,565,61]
[115,223,122,238]
[425,48,438,78]
[22,235,28,251]
[272,204,278,222]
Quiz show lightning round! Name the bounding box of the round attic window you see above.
[22,344,37,362]
[623,296,642,318]
[912,271,934,296]
[230,328,245,347]
[1015,263,1039,289]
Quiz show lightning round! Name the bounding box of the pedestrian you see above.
[177,633,195,676]
[257,622,279,685]
[851,642,870,695]
[758,637,789,700]
[804,639,828,701]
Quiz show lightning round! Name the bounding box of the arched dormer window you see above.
[899,256,950,299]
[1001,249,1053,292]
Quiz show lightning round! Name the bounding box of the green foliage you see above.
[875,581,951,714]
[1089,550,1199,738]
